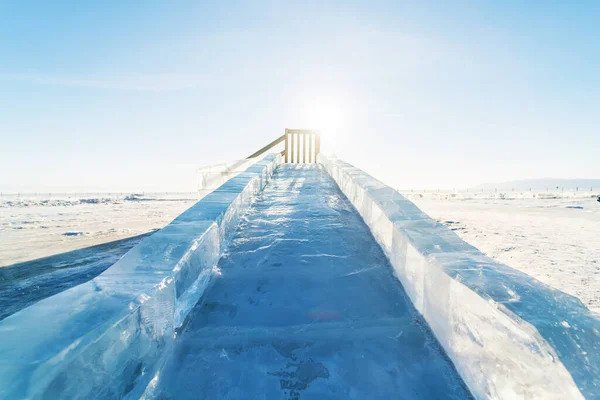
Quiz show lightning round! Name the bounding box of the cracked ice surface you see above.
[144,165,471,399]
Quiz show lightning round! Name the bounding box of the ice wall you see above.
[318,154,600,400]
[0,154,281,400]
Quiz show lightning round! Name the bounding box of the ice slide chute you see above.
[0,132,598,399]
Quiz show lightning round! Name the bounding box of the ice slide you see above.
[0,152,598,399]
[143,164,469,399]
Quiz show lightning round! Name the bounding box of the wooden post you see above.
[308,133,313,163]
[315,131,321,161]
[291,133,295,163]
[298,133,301,163]
[302,133,306,164]
[284,129,289,163]
[302,133,308,164]
[302,133,305,163]
[303,133,308,163]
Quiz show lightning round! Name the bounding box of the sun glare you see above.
[307,95,346,137]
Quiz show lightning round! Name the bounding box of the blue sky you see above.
[1,1,599,192]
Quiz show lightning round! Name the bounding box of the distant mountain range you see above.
[471,179,600,191]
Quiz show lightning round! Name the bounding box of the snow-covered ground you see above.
[0,193,197,267]
[406,190,600,313]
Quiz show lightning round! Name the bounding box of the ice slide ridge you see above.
[0,155,280,399]
[318,153,599,399]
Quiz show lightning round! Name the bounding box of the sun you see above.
[306,95,346,137]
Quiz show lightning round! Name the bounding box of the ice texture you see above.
[143,164,471,399]
[0,154,280,399]
[318,154,599,399]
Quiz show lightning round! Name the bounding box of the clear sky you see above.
[1,1,599,192]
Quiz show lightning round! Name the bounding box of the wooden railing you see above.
[247,129,320,163]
